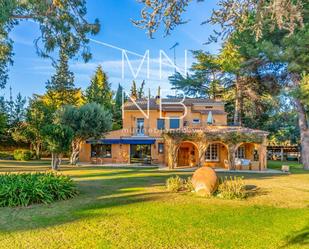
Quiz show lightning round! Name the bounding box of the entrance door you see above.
[178,147,189,166]
[130,144,151,164]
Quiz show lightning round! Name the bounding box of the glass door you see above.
[136,118,145,135]
[130,144,151,164]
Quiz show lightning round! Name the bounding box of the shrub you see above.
[0,173,78,207]
[0,151,14,160]
[166,176,185,192]
[166,176,194,192]
[217,176,247,200]
[184,177,195,192]
[13,149,33,161]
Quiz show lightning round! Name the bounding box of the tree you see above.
[0,96,6,136]
[12,96,55,159]
[0,0,100,87]
[113,83,124,130]
[6,89,26,127]
[130,80,138,99]
[134,0,304,39]
[229,1,309,169]
[85,66,113,110]
[57,103,112,165]
[42,124,74,170]
[169,51,226,99]
[45,46,82,108]
[218,41,243,125]
[138,80,146,98]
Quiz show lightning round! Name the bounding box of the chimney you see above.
[155,86,161,105]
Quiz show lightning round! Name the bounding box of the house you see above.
[79,95,268,170]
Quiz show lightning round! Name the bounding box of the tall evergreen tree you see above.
[0,96,6,136]
[138,80,146,98]
[169,51,226,99]
[6,88,26,127]
[113,83,124,129]
[130,80,138,99]
[85,65,113,110]
[115,83,124,108]
[45,46,81,108]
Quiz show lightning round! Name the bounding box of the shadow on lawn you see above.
[281,225,309,248]
[0,171,188,233]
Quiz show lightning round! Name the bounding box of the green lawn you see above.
[0,160,308,249]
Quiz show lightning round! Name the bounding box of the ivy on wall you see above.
[163,130,265,145]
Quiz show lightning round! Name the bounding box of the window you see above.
[205,144,219,161]
[157,119,165,130]
[236,146,245,159]
[158,143,164,154]
[91,144,112,158]
[136,118,144,135]
[169,117,180,129]
[192,119,200,124]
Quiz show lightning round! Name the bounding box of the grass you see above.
[0,160,308,249]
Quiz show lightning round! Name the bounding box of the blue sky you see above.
[3,0,221,99]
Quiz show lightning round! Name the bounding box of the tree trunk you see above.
[70,139,81,165]
[294,98,309,170]
[234,75,243,126]
[291,74,309,170]
[51,153,61,170]
[33,143,41,159]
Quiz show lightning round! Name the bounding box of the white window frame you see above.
[236,146,245,159]
[205,144,219,162]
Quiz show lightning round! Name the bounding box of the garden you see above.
[0,160,308,249]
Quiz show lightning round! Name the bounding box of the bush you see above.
[13,149,33,161]
[0,173,78,207]
[184,177,195,192]
[0,151,14,160]
[166,176,194,192]
[217,176,247,200]
[166,176,184,192]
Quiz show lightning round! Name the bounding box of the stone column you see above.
[228,144,237,170]
[258,136,268,171]
[197,142,208,167]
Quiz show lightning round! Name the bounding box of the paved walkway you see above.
[77,163,287,174]
[158,167,287,174]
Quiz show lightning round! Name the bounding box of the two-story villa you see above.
[79,96,268,170]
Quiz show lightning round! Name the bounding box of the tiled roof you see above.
[123,98,224,110]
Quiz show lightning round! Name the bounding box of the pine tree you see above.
[130,80,138,99]
[6,88,26,126]
[138,80,145,98]
[0,96,7,135]
[85,65,113,110]
[45,46,80,108]
[113,84,124,130]
[115,83,124,109]
[13,93,26,125]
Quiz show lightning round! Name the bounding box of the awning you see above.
[86,138,156,145]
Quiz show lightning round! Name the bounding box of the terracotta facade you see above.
[79,98,268,170]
